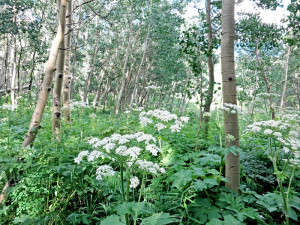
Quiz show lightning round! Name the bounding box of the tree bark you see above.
[23,0,68,147]
[221,0,240,192]
[10,28,17,105]
[83,34,101,103]
[52,0,67,139]
[3,34,10,103]
[93,70,105,107]
[203,0,215,129]
[115,0,134,116]
[130,0,152,109]
[255,44,275,119]
[250,68,258,119]
[279,46,291,112]
[63,0,72,124]
[181,71,190,116]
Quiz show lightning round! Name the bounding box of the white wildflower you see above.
[87,150,102,162]
[89,113,97,119]
[226,134,236,142]
[103,143,116,151]
[139,117,153,126]
[115,146,128,156]
[146,144,162,156]
[155,123,167,131]
[126,147,142,158]
[180,116,189,123]
[129,176,140,188]
[251,126,261,132]
[273,132,282,138]
[74,150,89,164]
[283,147,290,153]
[264,129,273,135]
[110,134,122,142]
[203,112,211,117]
[289,131,299,138]
[96,165,115,180]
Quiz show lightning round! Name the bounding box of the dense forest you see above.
[0,0,299,224]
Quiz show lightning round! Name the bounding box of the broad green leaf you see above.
[101,215,124,225]
[140,213,179,225]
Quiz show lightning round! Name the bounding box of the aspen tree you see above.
[63,0,72,123]
[52,0,67,139]
[279,46,291,111]
[130,0,152,109]
[221,0,240,192]
[22,0,68,147]
[203,0,215,134]
[115,0,134,116]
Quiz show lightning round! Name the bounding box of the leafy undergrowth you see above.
[0,101,299,224]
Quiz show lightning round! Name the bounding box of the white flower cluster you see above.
[245,120,291,134]
[0,118,9,123]
[257,93,280,98]
[69,101,89,109]
[74,150,106,164]
[132,107,144,112]
[0,104,18,111]
[203,112,211,117]
[136,160,166,175]
[74,150,89,164]
[130,176,140,188]
[145,85,160,90]
[139,109,189,132]
[96,165,115,180]
[75,132,166,182]
[245,119,300,167]
[220,103,244,115]
[89,113,97,119]
[281,112,300,123]
[85,132,160,159]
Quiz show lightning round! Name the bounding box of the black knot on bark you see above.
[48,88,51,91]
[228,77,233,81]
[55,112,61,118]
[54,68,57,72]
[59,74,63,78]
[38,125,42,129]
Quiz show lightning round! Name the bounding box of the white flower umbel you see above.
[87,150,103,162]
[70,101,89,109]
[0,104,18,111]
[74,151,89,164]
[136,160,165,175]
[146,144,162,156]
[96,165,115,180]
[226,134,236,142]
[89,113,97,119]
[264,129,273,135]
[203,112,211,117]
[155,123,166,131]
[220,103,244,115]
[139,109,189,133]
[129,176,140,188]
[103,143,116,151]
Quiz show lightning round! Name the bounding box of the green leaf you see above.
[13,215,31,224]
[223,215,243,225]
[141,213,179,225]
[189,198,222,224]
[193,180,207,191]
[116,202,154,216]
[206,218,223,225]
[289,207,298,221]
[101,215,125,225]
[170,169,193,189]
